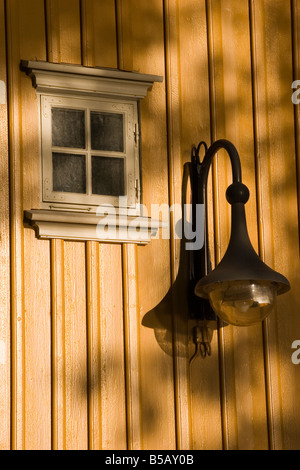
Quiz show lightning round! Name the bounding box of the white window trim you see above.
[22,60,163,244]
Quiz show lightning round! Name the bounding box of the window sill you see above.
[24,209,161,245]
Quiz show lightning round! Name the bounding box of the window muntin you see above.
[41,95,138,211]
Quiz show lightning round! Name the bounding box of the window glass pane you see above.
[52,108,86,149]
[53,152,86,193]
[91,112,124,152]
[92,156,125,196]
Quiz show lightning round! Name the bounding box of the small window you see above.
[22,60,163,243]
[41,95,138,212]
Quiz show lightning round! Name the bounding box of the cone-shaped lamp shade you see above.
[194,182,290,326]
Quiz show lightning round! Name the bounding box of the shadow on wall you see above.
[141,158,219,358]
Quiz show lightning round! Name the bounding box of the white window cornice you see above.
[24,209,162,245]
[21,60,163,99]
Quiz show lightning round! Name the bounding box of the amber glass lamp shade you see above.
[204,280,277,326]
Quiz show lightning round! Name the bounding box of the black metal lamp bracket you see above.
[188,139,290,357]
[188,139,243,358]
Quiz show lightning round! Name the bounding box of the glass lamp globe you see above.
[205,280,276,326]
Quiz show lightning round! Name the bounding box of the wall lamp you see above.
[189,139,290,336]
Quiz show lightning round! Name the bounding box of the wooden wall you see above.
[0,0,299,450]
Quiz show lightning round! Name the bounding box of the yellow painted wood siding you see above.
[1,0,299,450]
[0,0,10,450]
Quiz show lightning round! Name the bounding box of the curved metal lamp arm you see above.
[189,139,244,322]
[193,139,243,205]
[191,138,244,277]
[188,139,245,359]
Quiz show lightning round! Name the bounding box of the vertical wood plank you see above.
[0,0,11,450]
[45,0,88,450]
[51,238,66,449]
[250,0,300,450]
[81,0,117,68]
[163,0,191,450]
[46,0,81,64]
[207,0,269,449]
[86,243,126,450]
[81,0,126,450]
[116,0,142,450]
[122,244,142,450]
[6,1,23,449]
[115,0,133,72]
[63,242,88,450]
[174,0,223,450]
[46,2,67,448]
[85,241,101,449]
[164,0,223,450]
[292,0,300,246]
[117,0,176,450]
[6,0,51,450]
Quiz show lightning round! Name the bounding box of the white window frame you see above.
[40,94,139,212]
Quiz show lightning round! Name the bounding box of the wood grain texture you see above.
[292,0,300,232]
[122,244,142,450]
[50,239,66,449]
[250,0,300,449]
[163,0,191,450]
[117,0,176,450]
[81,3,126,449]
[6,0,23,449]
[6,0,51,450]
[63,242,87,449]
[164,0,223,450]
[0,0,11,450]
[3,0,300,451]
[46,0,81,64]
[46,0,88,450]
[87,242,126,450]
[207,0,269,450]
[177,0,223,450]
[81,0,117,68]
